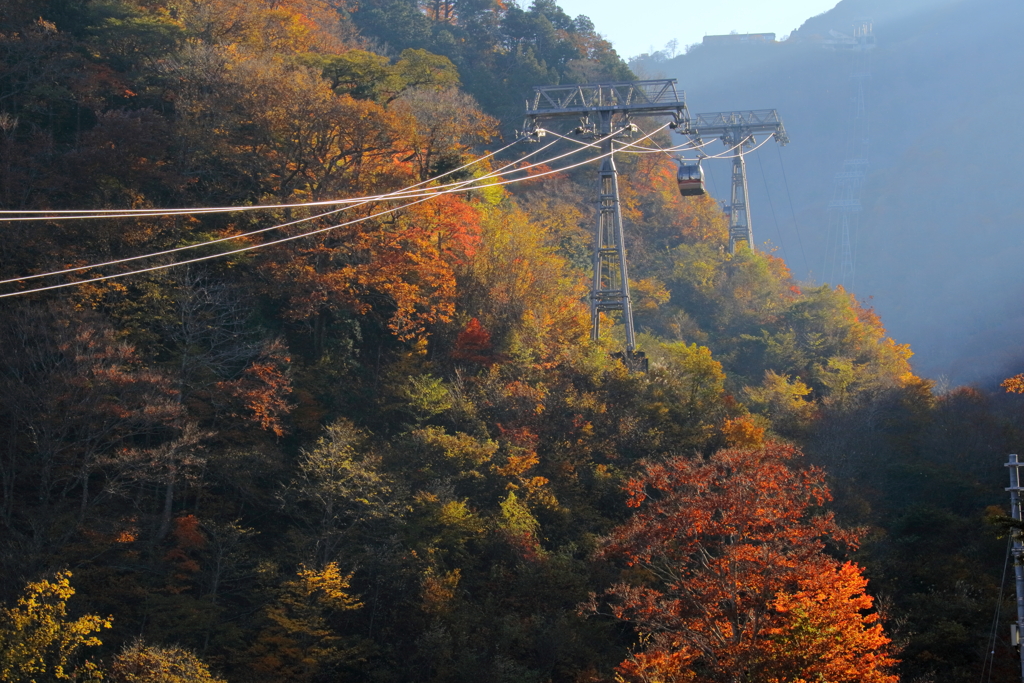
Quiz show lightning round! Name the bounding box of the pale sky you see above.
[550,0,842,59]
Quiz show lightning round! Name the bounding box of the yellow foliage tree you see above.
[0,571,111,682]
[458,203,590,367]
[108,641,226,683]
[249,563,362,682]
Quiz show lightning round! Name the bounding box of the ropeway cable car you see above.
[676,158,706,197]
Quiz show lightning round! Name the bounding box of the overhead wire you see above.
[627,123,703,162]
[5,121,652,286]
[979,537,1011,683]
[614,139,716,154]
[542,126,712,156]
[0,129,636,298]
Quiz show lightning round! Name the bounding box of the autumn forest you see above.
[0,0,1021,681]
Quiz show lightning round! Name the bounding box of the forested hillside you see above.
[0,0,1021,681]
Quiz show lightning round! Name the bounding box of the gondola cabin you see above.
[677,161,706,197]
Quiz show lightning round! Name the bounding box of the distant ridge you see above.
[631,0,1024,385]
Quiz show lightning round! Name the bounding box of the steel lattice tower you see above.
[690,111,789,254]
[523,80,689,366]
[825,19,874,288]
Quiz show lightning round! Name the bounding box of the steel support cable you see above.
[0,140,626,298]
[626,139,717,154]
[541,126,771,163]
[755,149,788,262]
[0,135,529,221]
[540,123,675,151]
[775,142,809,278]
[0,136,582,285]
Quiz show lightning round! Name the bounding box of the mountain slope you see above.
[633,0,1024,385]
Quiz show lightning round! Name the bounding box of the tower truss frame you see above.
[690,110,790,254]
[523,80,689,363]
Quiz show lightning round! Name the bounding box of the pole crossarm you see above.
[692,109,789,144]
[524,79,689,131]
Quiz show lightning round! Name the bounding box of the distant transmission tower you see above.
[825,19,874,289]
[690,111,789,253]
[523,80,689,369]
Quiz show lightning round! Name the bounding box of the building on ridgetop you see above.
[701,33,776,46]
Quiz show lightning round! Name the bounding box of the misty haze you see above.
[633,0,1024,386]
[1,0,1022,681]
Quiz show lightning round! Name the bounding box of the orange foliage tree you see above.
[1002,374,1024,394]
[596,442,897,683]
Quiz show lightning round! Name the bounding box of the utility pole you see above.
[689,110,789,254]
[1006,453,1024,683]
[523,80,689,369]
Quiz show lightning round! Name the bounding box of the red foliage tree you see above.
[214,339,294,438]
[451,317,495,365]
[597,442,897,683]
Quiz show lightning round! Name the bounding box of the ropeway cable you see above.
[0,135,528,221]
[1,122,638,286]
[628,124,709,160]
[699,133,777,160]
[1,123,686,294]
[600,122,766,160]
[0,122,667,282]
[0,136,566,285]
[619,123,721,157]
[554,125,777,161]
[0,145,614,298]
[0,135,631,298]
[6,133,622,286]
